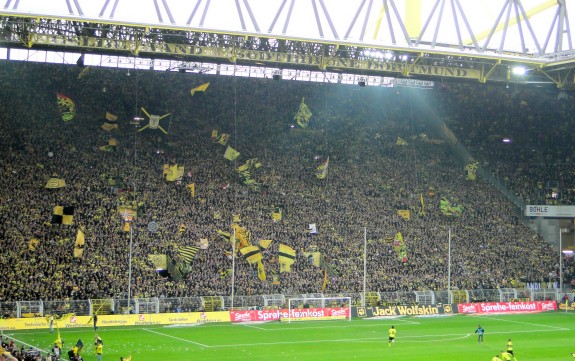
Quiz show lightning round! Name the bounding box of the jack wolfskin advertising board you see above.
[352,304,457,318]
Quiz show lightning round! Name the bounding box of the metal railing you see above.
[0,288,571,318]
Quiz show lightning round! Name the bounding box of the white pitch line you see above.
[142,328,209,348]
[394,333,473,343]
[237,323,267,330]
[207,326,567,349]
[475,315,570,330]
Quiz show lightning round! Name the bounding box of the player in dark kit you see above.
[475,325,485,343]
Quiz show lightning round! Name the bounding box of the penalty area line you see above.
[475,315,570,331]
[236,323,268,330]
[142,328,209,348]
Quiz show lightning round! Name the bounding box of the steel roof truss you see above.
[346,0,410,45]
[200,0,211,27]
[99,0,121,18]
[482,0,542,55]
[344,0,366,40]
[387,0,411,45]
[3,0,17,10]
[382,0,396,44]
[552,0,572,54]
[513,0,527,54]
[65,0,84,16]
[186,0,203,26]
[515,0,543,55]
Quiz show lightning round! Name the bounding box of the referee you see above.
[474,325,485,343]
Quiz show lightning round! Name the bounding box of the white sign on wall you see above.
[525,205,575,217]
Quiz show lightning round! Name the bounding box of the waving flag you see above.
[279,244,296,272]
[74,229,85,258]
[224,146,240,161]
[56,93,76,122]
[191,82,210,96]
[316,157,329,179]
[240,245,262,264]
[294,97,312,128]
[105,112,118,121]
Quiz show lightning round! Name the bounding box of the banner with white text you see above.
[457,300,557,314]
[229,307,350,322]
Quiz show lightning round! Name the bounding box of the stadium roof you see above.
[1,0,574,87]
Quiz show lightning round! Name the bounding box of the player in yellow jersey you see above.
[491,354,502,361]
[94,342,103,361]
[500,350,512,361]
[388,325,397,347]
[506,338,516,360]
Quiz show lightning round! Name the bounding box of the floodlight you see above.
[512,66,526,75]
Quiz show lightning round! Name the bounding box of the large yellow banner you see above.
[0,312,230,331]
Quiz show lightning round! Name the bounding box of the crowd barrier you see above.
[0,301,566,331]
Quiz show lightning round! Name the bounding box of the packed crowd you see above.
[438,81,575,205]
[0,61,571,305]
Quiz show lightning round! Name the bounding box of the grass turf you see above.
[4,312,574,361]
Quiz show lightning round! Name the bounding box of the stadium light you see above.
[512,66,526,75]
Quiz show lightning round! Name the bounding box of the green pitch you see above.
[5,312,574,361]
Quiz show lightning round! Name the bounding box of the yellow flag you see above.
[397,210,410,220]
[105,112,118,121]
[259,239,273,249]
[187,183,195,197]
[279,244,296,272]
[45,178,66,189]
[396,136,407,145]
[178,224,186,236]
[74,229,85,258]
[464,162,478,180]
[240,246,262,264]
[272,208,282,221]
[101,123,119,131]
[148,254,167,269]
[257,260,266,281]
[280,263,291,273]
[217,133,230,145]
[166,164,179,181]
[191,82,210,96]
[54,327,63,348]
[224,146,240,161]
[28,238,39,251]
[303,251,321,267]
[316,157,329,179]
[294,97,312,128]
[231,224,250,250]
[419,193,425,215]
